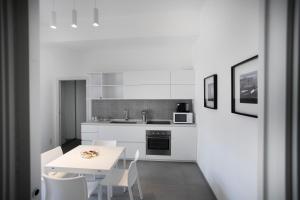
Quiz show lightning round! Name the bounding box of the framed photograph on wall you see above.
[231,55,258,118]
[204,74,217,109]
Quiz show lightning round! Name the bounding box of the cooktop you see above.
[146,120,171,125]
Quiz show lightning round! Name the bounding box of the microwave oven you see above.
[173,112,193,124]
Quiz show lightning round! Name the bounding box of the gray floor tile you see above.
[90,161,216,200]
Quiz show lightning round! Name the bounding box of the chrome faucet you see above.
[123,109,129,120]
[141,110,147,123]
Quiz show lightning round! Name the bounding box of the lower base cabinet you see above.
[81,124,196,161]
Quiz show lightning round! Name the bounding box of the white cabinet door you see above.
[171,70,195,84]
[98,126,145,142]
[124,71,170,85]
[81,125,98,132]
[124,85,170,99]
[171,127,197,161]
[81,140,92,145]
[171,85,195,99]
[81,132,99,141]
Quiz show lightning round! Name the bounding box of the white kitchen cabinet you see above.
[81,124,197,161]
[86,73,123,100]
[81,125,146,159]
[97,126,145,142]
[123,71,170,85]
[124,85,170,99]
[171,70,195,85]
[81,125,98,132]
[81,140,92,145]
[171,126,197,161]
[171,85,195,99]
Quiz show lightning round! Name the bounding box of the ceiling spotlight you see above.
[71,9,78,28]
[50,11,57,29]
[71,0,78,28]
[93,7,99,27]
[50,0,57,29]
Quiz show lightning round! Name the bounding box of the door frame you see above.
[56,76,87,147]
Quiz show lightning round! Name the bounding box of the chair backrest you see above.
[92,140,117,147]
[41,146,63,174]
[128,150,140,187]
[43,175,88,200]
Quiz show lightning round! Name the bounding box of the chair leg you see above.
[128,187,134,200]
[107,186,111,200]
[137,178,143,199]
[110,186,113,198]
[98,185,102,200]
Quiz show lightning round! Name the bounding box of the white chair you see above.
[41,146,77,200]
[41,146,65,178]
[92,140,117,147]
[43,175,101,200]
[100,150,143,200]
[41,146,77,178]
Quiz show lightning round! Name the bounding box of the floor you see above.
[90,161,217,200]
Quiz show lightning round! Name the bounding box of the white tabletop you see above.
[45,145,125,175]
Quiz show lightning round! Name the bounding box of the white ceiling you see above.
[40,0,204,43]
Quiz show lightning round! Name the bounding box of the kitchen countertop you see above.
[81,120,196,127]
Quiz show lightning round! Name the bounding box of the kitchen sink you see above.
[110,120,137,124]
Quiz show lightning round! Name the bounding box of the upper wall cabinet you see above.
[171,70,195,85]
[123,71,170,85]
[87,72,123,99]
[170,70,195,99]
[171,85,195,99]
[124,85,170,99]
[87,70,195,100]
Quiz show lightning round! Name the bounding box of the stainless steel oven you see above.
[146,130,171,156]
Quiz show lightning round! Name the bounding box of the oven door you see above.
[146,135,171,156]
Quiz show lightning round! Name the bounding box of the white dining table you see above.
[45,145,126,175]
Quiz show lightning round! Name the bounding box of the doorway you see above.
[59,80,86,152]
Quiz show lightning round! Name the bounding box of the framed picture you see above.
[231,55,258,118]
[204,74,217,109]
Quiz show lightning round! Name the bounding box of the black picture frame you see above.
[231,55,258,118]
[204,74,217,109]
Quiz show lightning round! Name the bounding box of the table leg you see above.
[98,185,102,200]
[123,149,126,169]
[123,149,126,192]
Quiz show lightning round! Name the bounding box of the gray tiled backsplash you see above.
[92,99,193,120]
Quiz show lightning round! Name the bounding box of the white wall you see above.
[40,46,84,151]
[193,0,260,200]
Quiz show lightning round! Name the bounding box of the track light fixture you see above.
[49,0,102,29]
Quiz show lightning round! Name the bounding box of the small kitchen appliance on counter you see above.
[176,103,190,112]
[173,112,193,124]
